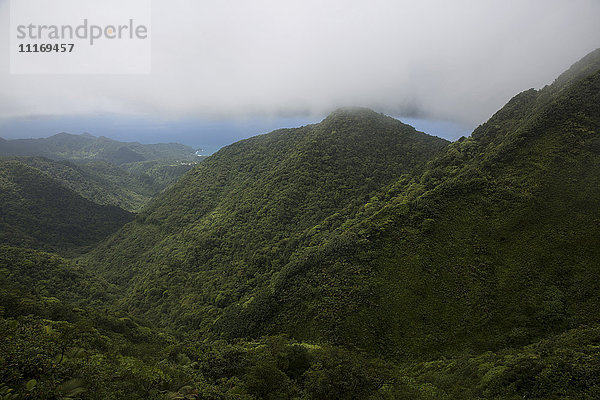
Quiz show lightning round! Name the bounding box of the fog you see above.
[0,0,599,139]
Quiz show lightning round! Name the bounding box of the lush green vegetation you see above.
[0,246,430,399]
[3,157,157,212]
[0,133,196,165]
[121,159,201,197]
[0,132,200,211]
[0,146,199,256]
[0,159,134,255]
[83,107,449,333]
[84,48,600,358]
[3,245,600,399]
[2,49,600,398]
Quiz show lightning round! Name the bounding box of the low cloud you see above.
[0,0,599,127]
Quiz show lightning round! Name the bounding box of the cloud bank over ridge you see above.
[0,0,599,128]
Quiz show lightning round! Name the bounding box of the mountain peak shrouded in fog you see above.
[1,1,599,130]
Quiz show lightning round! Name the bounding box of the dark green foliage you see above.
[0,160,134,255]
[120,159,199,194]
[83,107,449,335]
[3,49,600,399]
[5,157,158,212]
[0,132,196,165]
[82,51,600,367]
[0,246,422,399]
[393,324,600,399]
[267,50,600,358]
[0,245,117,319]
[0,246,153,398]
[83,48,600,355]
[0,154,196,254]
[1,155,197,213]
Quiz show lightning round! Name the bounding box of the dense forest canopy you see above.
[0,133,196,164]
[1,49,600,399]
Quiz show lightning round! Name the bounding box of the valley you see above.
[1,49,600,399]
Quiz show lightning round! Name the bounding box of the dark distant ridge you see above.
[0,158,134,255]
[0,132,195,164]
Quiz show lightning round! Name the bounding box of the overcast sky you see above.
[0,0,599,144]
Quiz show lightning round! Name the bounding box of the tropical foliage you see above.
[2,49,600,399]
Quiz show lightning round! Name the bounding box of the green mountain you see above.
[0,132,196,164]
[260,48,600,358]
[0,244,421,400]
[3,49,600,399]
[0,133,201,211]
[84,108,449,331]
[86,49,600,360]
[0,158,134,255]
[4,156,196,212]
[4,244,600,399]
[119,159,200,194]
[1,156,157,212]
[0,245,188,399]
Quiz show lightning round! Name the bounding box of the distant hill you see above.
[2,156,196,212]
[0,132,196,164]
[0,133,199,255]
[0,158,134,255]
[0,130,202,211]
[2,157,156,212]
[119,159,199,195]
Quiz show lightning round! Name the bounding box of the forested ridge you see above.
[0,133,196,165]
[82,108,449,332]
[1,49,600,399]
[0,159,135,255]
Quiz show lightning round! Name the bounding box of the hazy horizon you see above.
[1,0,599,148]
[0,111,473,153]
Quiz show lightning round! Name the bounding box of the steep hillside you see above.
[0,132,196,164]
[4,157,156,212]
[0,245,120,319]
[0,245,187,399]
[86,50,600,363]
[0,159,134,254]
[3,48,600,400]
[261,49,600,358]
[0,244,423,400]
[120,159,199,193]
[84,109,449,332]
[0,156,197,212]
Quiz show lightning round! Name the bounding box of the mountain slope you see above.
[0,159,134,254]
[85,49,600,361]
[0,132,196,164]
[3,49,600,400]
[2,156,161,212]
[84,109,449,331]
[262,49,600,358]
